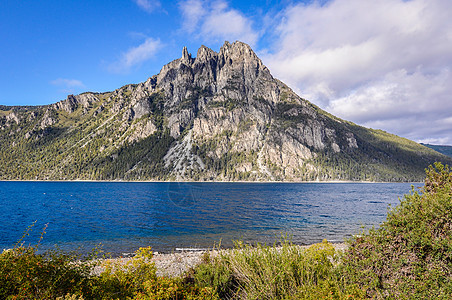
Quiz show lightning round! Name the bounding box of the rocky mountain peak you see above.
[1,41,449,182]
[219,41,260,63]
[176,41,262,68]
[195,45,216,63]
[153,41,272,114]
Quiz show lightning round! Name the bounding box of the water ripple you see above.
[0,181,415,255]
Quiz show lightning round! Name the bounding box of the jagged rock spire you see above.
[181,46,192,64]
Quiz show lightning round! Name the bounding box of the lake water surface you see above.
[0,181,418,255]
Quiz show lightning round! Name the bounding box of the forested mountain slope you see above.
[1,41,450,181]
[421,143,452,158]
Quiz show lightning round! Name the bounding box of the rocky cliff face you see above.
[0,41,450,181]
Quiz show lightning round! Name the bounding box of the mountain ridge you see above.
[1,41,450,181]
[421,143,452,158]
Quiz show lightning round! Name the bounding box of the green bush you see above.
[0,228,97,299]
[92,246,218,299]
[190,250,237,299]
[0,235,217,299]
[342,162,452,299]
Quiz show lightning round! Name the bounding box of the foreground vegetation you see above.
[1,163,451,299]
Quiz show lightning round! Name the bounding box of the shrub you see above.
[0,231,217,299]
[87,246,218,299]
[190,250,238,299]
[342,162,452,299]
[0,224,97,299]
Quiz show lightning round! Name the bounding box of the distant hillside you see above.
[1,41,451,182]
[421,143,452,158]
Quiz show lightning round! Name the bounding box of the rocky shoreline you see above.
[93,243,348,278]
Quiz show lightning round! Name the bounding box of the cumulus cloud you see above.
[328,69,452,123]
[263,0,452,144]
[178,0,258,46]
[328,68,452,144]
[134,0,161,13]
[179,0,206,33]
[109,37,162,73]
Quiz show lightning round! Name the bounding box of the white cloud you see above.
[50,78,85,95]
[178,0,258,46]
[328,68,452,122]
[262,0,452,144]
[109,37,162,73]
[134,0,161,13]
[51,78,85,88]
[327,68,452,143]
[179,0,206,33]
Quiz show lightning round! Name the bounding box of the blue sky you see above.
[1,0,451,145]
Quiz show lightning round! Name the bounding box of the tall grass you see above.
[190,240,364,299]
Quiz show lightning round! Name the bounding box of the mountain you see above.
[1,41,450,182]
[421,144,452,158]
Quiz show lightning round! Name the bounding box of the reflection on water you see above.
[0,181,416,255]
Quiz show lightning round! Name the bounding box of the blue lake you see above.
[0,181,419,256]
